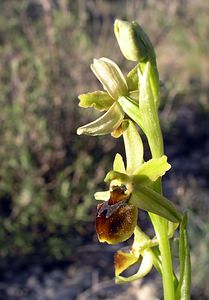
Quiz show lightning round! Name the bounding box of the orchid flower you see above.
[77,58,142,136]
[95,119,181,281]
[77,58,127,136]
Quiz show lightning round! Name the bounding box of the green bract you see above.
[130,187,182,223]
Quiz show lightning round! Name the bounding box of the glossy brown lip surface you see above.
[96,187,137,244]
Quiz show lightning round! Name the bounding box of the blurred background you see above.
[0,0,208,299]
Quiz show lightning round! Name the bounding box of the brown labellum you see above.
[96,186,138,244]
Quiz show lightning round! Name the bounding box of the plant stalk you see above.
[136,114,175,299]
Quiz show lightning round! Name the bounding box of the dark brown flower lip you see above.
[96,202,138,244]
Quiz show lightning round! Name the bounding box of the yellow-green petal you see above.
[78,91,114,111]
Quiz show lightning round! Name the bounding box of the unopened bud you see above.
[114,19,154,62]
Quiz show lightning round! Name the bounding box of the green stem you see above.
[150,138,175,300]
[150,212,175,300]
[136,116,175,300]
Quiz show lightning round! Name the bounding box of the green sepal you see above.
[130,186,182,223]
[175,214,191,300]
[118,96,143,130]
[132,226,158,256]
[134,227,162,275]
[113,153,126,173]
[78,91,114,111]
[123,119,144,175]
[104,170,131,184]
[77,102,124,136]
[91,57,128,99]
[132,155,171,186]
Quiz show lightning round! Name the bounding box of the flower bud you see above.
[114,19,154,62]
[91,58,128,99]
[96,186,137,244]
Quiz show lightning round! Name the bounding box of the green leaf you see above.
[78,91,114,111]
[118,96,144,131]
[176,214,191,300]
[132,155,171,186]
[113,153,126,173]
[123,119,144,175]
[77,102,124,136]
[130,186,182,223]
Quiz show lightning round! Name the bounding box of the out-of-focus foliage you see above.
[0,0,116,259]
[0,2,208,297]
